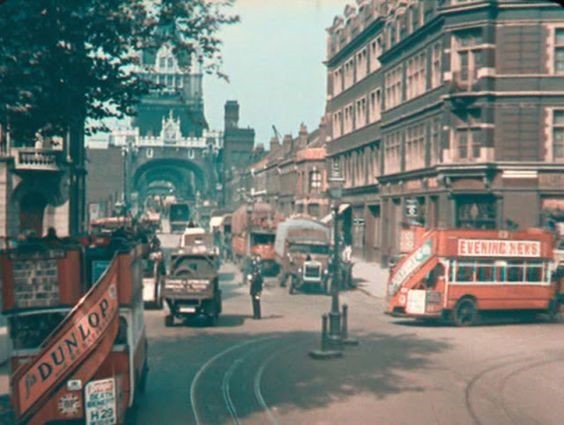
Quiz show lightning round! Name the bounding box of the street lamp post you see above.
[246,197,253,258]
[309,160,345,360]
[327,162,345,347]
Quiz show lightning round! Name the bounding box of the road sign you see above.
[404,198,419,218]
[85,378,117,425]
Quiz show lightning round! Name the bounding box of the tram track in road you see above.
[464,354,564,425]
[190,335,304,425]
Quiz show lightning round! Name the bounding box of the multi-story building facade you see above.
[325,0,564,264]
[249,123,330,220]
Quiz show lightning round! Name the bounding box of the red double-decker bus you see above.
[1,233,148,424]
[386,227,560,326]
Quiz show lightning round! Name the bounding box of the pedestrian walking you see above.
[249,259,263,319]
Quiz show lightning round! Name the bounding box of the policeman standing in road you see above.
[249,258,263,319]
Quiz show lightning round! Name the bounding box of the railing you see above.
[13,148,65,171]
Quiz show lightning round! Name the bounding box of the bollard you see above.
[309,314,343,360]
[321,314,328,351]
[341,304,359,346]
[341,305,348,340]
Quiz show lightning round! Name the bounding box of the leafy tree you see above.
[0,0,239,144]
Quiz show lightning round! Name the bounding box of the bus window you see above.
[456,263,474,282]
[476,262,494,282]
[525,262,543,283]
[496,261,507,282]
[507,261,525,283]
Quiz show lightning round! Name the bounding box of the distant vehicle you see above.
[274,217,331,294]
[386,227,561,326]
[164,228,222,326]
[169,202,191,233]
[143,251,166,309]
[232,202,283,276]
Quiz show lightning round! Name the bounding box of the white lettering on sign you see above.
[457,239,541,258]
[389,240,433,295]
[85,378,117,425]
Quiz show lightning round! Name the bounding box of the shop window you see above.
[456,195,497,229]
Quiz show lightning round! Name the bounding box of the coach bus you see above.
[386,228,560,326]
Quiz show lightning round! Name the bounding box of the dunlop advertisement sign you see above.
[13,260,120,418]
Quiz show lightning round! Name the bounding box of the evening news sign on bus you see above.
[85,378,117,425]
[457,239,541,258]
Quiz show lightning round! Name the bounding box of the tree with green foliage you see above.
[0,0,239,143]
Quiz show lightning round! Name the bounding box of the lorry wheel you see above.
[165,315,174,327]
[453,298,478,327]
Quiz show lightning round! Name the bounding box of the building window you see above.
[384,132,401,174]
[385,65,403,110]
[309,170,322,193]
[410,4,420,32]
[159,57,166,68]
[333,111,343,139]
[333,67,343,95]
[453,28,484,85]
[405,123,426,171]
[406,51,426,100]
[356,48,368,80]
[388,23,395,48]
[430,117,441,165]
[344,104,354,133]
[369,89,381,123]
[555,29,564,74]
[431,42,442,88]
[453,109,483,161]
[167,57,174,69]
[552,110,564,160]
[370,36,383,72]
[344,58,355,89]
[355,97,367,129]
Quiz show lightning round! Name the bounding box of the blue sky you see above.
[204,0,345,148]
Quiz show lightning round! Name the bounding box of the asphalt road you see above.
[130,232,564,425]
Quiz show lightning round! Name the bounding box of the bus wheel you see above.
[453,298,478,327]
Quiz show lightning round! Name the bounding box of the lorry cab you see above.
[165,229,222,326]
[286,238,331,294]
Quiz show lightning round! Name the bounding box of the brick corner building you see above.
[325,0,564,264]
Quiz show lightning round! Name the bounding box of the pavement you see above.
[351,255,389,299]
